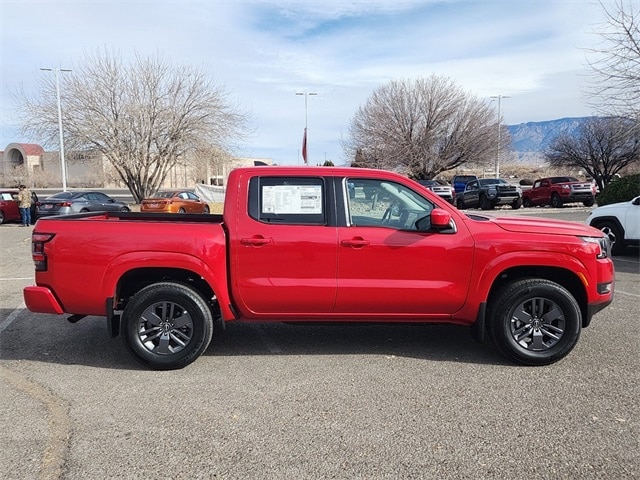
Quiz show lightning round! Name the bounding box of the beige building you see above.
[1,142,272,188]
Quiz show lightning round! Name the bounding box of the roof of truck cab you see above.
[230,166,405,178]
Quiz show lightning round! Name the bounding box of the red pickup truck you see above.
[522,176,596,208]
[24,167,614,370]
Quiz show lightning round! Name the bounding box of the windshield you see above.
[479,179,508,186]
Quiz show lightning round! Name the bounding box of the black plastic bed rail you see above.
[36,211,224,223]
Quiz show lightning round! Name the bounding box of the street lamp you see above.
[41,67,72,191]
[295,91,317,164]
[489,94,510,179]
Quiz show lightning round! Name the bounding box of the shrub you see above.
[596,174,640,206]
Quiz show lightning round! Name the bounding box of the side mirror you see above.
[431,209,452,229]
[415,208,454,232]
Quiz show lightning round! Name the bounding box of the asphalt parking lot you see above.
[1,206,638,480]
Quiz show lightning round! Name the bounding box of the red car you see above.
[0,189,38,225]
[140,190,210,214]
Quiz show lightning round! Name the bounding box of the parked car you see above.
[0,189,38,225]
[586,195,640,255]
[522,176,596,208]
[456,178,522,210]
[36,191,130,218]
[140,190,210,214]
[416,179,455,204]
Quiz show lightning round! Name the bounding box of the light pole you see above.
[489,94,509,179]
[41,67,72,191]
[295,91,317,164]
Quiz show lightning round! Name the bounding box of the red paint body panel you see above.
[23,286,64,314]
[23,167,614,332]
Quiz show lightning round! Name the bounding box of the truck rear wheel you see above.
[121,282,213,370]
[487,279,581,366]
[551,193,563,208]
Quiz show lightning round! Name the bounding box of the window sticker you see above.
[262,184,322,214]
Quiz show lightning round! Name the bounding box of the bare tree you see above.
[18,50,248,202]
[545,116,639,191]
[585,0,640,119]
[343,75,507,179]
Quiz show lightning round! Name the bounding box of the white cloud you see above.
[1,0,608,165]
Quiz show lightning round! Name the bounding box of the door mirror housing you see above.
[415,208,455,233]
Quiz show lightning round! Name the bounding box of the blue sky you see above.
[1,0,608,166]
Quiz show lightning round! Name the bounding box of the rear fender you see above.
[101,250,235,321]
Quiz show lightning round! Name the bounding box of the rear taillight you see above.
[60,202,72,207]
[32,232,55,271]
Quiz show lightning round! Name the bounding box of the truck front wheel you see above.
[121,282,214,370]
[479,195,492,210]
[487,279,581,366]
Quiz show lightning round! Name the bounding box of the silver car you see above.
[36,191,130,217]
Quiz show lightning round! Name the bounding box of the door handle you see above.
[241,236,272,246]
[341,238,370,248]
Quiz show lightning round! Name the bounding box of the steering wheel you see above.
[381,201,401,224]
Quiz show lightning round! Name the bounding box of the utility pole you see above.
[41,67,72,191]
[489,95,510,179]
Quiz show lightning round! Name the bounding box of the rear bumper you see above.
[23,286,64,314]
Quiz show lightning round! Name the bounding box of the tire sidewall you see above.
[489,280,581,365]
[122,282,213,370]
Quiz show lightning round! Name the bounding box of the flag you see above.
[302,127,308,164]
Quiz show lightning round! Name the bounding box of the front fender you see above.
[456,250,590,324]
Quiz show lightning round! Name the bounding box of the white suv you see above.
[586,196,640,255]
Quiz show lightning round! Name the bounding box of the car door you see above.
[463,180,480,208]
[625,197,640,240]
[186,192,204,212]
[231,175,338,317]
[92,192,117,211]
[1,192,20,222]
[335,178,474,316]
[532,179,550,205]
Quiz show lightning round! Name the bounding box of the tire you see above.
[487,278,582,366]
[456,198,465,210]
[0,210,5,225]
[511,198,522,210]
[551,193,563,208]
[583,198,595,207]
[479,195,492,210]
[120,207,130,212]
[178,207,186,213]
[121,282,214,370]
[523,197,532,208]
[203,205,210,214]
[596,220,625,255]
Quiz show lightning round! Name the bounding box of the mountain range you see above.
[506,117,589,164]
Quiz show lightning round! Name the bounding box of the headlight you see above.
[580,236,610,259]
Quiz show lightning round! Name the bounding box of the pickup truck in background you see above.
[24,167,614,370]
[523,176,596,208]
[456,178,522,210]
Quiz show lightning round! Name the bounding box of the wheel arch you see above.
[589,215,625,237]
[101,251,234,330]
[486,266,588,327]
